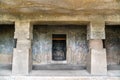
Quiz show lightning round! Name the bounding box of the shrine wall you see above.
[0,24,119,66]
[32,25,88,65]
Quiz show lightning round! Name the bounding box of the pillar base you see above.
[12,48,32,75]
[87,49,107,75]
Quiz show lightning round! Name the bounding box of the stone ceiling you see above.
[0,0,120,15]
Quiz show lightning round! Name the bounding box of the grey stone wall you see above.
[105,25,120,65]
[32,25,88,65]
[0,24,119,66]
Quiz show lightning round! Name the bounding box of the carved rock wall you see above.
[106,25,120,65]
[32,25,88,65]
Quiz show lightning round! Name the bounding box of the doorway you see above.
[105,25,120,70]
[52,34,66,61]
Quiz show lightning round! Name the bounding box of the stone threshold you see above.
[0,76,120,80]
[32,64,86,70]
[0,69,120,77]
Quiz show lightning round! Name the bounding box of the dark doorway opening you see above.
[105,25,120,70]
[52,34,66,61]
[0,24,15,71]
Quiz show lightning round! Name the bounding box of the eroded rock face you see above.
[0,0,120,15]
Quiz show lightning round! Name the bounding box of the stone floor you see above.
[0,64,120,77]
[0,70,120,80]
[1,70,120,76]
[0,66,120,77]
[0,76,120,80]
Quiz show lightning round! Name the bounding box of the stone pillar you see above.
[87,20,107,75]
[12,21,33,75]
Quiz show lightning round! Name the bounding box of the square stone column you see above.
[87,20,105,40]
[87,48,107,75]
[12,21,33,75]
[87,20,107,75]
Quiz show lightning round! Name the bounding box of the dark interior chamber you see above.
[52,34,66,61]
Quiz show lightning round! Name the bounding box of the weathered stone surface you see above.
[87,49,107,75]
[87,20,105,39]
[12,21,33,75]
[0,76,120,80]
[0,0,120,15]
[0,54,12,64]
[14,21,33,40]
[105,25,120,66]
[0,0,119,78]
[12,48,32,75]
[16,40,31,49]
[89,39,103,49]
[32,25,88,65]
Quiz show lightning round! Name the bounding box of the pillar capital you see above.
[87,20,105,40]
[14,21,33,40]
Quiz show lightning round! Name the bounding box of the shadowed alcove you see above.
[105,25,120,70]
[0,24,15,71]
[32,25,88,70]
[52,34,66,61]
